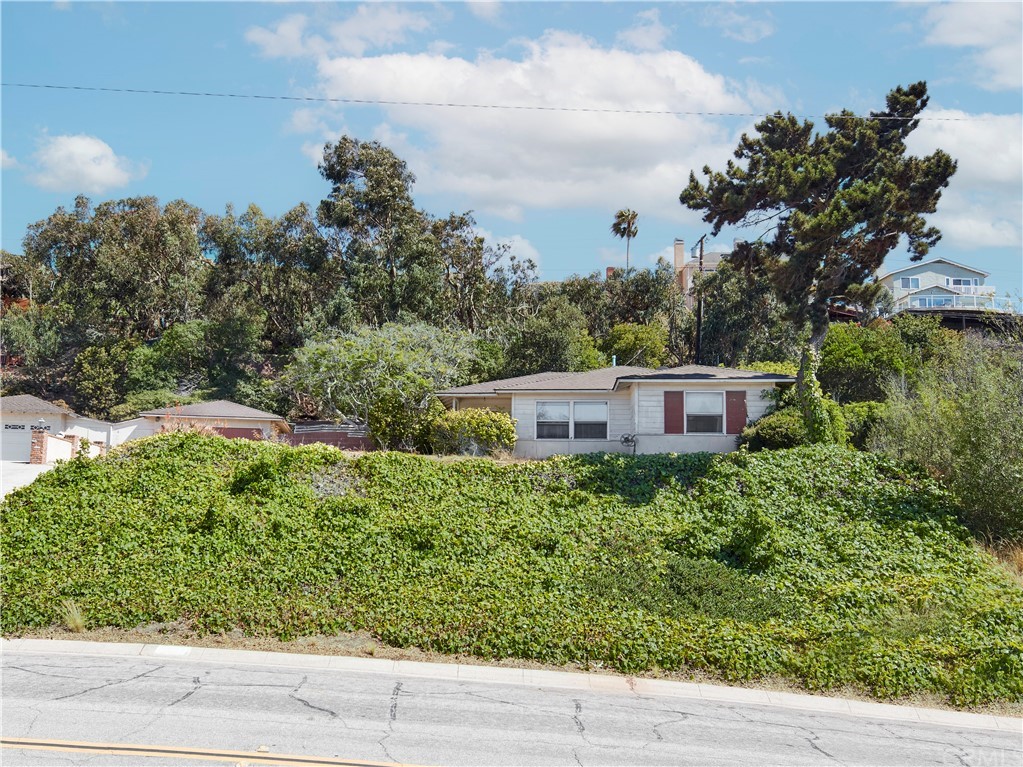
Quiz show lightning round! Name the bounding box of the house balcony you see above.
[893,294,1015,313]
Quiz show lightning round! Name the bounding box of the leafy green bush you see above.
[740,408,808,451]
[742,360,798,377]
[871,334,1023,542]
[431,408,517,456]
[842,401,886,450]
[3,435,1021,704]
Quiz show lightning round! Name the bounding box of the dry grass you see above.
[59,599,86,633]
[983,542,1023,588]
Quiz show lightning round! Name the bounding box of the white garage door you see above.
[1,424,33,462]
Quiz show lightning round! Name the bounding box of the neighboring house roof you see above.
[139,400,288,422]
[877,258,989,281]
[901,285,959,296]
[0,394,75,416]
[440,365,793,397]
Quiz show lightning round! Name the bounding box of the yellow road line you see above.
[0,737,422,767]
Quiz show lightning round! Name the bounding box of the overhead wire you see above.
[0,82,991,121]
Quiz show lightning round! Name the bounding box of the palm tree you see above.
[610,209,639,271]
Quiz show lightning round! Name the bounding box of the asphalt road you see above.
[3,649,1021,767]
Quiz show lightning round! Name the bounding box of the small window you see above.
[536,401,570,439]
[686,392,724,434]
[573,401,608,440]
[900,277,920,289]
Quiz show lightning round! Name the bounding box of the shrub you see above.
[431,408,517,456]
[871,334,1023,542]
[740,408,808,451]
[842,401,886,450]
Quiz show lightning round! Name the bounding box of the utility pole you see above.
[694,235,707,365]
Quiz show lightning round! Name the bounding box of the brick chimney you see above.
[606,266,615,280]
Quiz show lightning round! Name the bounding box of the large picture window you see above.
[536,401,608,440]
[536,401,570,439]
[686,392,724,434]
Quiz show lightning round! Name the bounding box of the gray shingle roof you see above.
[441,364,793,398]
[138,400,287,421]
[617,365,795,382]
[438,372,579,396]
[0,394,75,416]
[499,366,654,391]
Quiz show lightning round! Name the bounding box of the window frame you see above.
[534,400,609,440]
[900,276,920,290]
[684,390,726,435]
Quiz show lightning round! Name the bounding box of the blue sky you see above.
[3,1,1021,302]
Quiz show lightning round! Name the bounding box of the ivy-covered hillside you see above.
[3,434,1021,705]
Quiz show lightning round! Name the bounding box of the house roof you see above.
[440,365,793,397]
[138,400,288,422]
[616,365,795,385]
[877,258,989,281]
[437,372,574,397]
[499,366,653,392]
[0,394,75,416]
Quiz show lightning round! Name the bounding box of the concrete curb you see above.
[4,637,1020,733]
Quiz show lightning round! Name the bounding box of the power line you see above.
[0,82,991,121]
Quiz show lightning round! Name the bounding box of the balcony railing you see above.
[893,294,1015,313]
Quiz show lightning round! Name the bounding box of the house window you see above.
[573,402,608,440]
[900,277,920,289]
[536,401,570,439]
[535,401,608,439]
[686,392,724,434]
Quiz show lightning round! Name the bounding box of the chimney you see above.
[606,266,615,280]
[673,239,686,272]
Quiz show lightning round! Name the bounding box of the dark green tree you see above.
[317,137,443,325]
[681,82,956,387]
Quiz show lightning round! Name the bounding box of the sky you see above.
[2,1,1021,304]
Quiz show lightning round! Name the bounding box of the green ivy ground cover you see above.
[3,434,1021,705]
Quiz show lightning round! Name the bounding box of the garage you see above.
[0,395,71,463]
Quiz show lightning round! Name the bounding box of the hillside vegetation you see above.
[3,434,1021,705]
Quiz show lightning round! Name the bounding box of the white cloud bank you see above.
[923,3,1023,91]
[247,14,779,222]
[909,109,1023,249]
[28,134,146,194]
[1,149,18,169]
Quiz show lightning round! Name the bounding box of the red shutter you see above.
[664,391,685,434]
[725,390,747,435]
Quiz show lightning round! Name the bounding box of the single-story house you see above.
[0,394,111,462]
[134,400,292,440]
[437,365,794,459]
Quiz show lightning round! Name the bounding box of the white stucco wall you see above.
[43,434,75,462]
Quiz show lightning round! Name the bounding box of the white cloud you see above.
[467,2,502,24]
[702,6,775,44]
[298,30,765,221]
[908,109,1023,249]
[1,149,18,169]
[923,3,1022,90]
[28,134,146,194]
[475,227,542,267]
[616,9,670,52]
[247,4,431,60]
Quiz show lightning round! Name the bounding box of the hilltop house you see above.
[437,365,792,459]
[876,258,1010,315]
